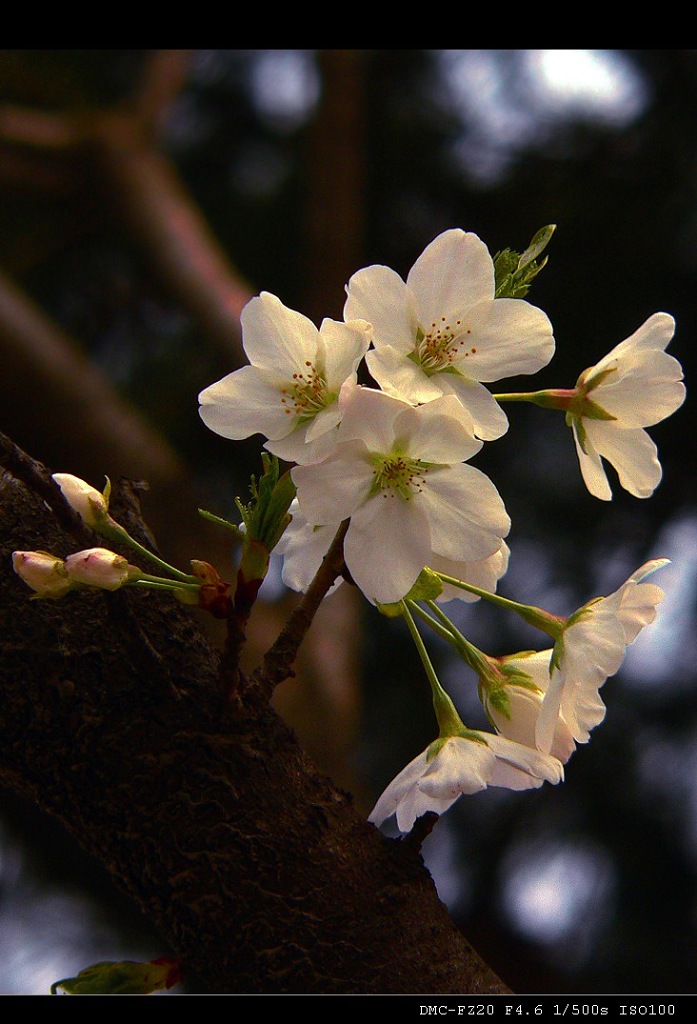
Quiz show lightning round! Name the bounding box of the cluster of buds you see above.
[12,473,207,606]
[12,548,138,599]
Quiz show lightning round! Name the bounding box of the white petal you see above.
[432,541,510,604]
[198,365,292,441]
[449,298,555,383]
[344,265,418,354]
[584,422,662,499]
[366,346,445,404]
[593,312,676,371]
[337,387,405,452]
[486,733,564,788]
[419,464,510,562]
[419,737,494,797]
[292,442,374,523]
[571,419,613,501]
[276,511,340,594]
[535,667,566,754]
[368,750,430,827]
[395,786,458,833]
[344,497,432,604]
[591,348,685,427]
[498,653,576,762]
[265,413,341,466]
[396,396,482,464]
[436,375,510,441]
[319,317,372,386]
[241,292,319,373]
[407,230,494,324]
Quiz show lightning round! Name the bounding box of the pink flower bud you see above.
[12,550,73,599]
[52,473,109,526]
[64,548,133,591]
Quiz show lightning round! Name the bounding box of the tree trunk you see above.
[0,445,508,994]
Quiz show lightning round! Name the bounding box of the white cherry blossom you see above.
[535,559,668,753]
[483,649,576,764]
[198,291,371,465]
[568,312,685,500]
[369,732,564,833]
[344,228,555,441]
[274,499,343,596]
[292,388,510,605]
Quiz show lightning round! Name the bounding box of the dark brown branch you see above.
[0,445,509,994]
[0,429,90,540]
[253,520,350,701]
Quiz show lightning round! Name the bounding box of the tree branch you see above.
[0,441,509,994]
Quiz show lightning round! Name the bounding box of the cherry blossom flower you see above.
[567,312,685,500]
[344,228,555,441]
[12,550,73,599]
[292,388,510,605]
[274,499,344,596]
[369,732,564,833]
[482,649,576,764]
[277,503,510,605]
[198,291,371,465]
[535,559,668,753]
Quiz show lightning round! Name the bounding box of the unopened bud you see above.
[52,473,110,527]
[12,550,73,599]
[64,548,134,591]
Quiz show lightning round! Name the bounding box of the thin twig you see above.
[251,520,350,701]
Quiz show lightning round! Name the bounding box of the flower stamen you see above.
[370,453,430,500]
[413,321,475,374]
[279,363,335,422]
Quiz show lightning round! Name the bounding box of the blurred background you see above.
[1,49,696,995]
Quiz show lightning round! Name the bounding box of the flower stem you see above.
[423,600,492,675]
[130,573,202,593]
[493,388,576,410]
[102,521,199,584]
[432,573,565,640]
[399,600,464,738]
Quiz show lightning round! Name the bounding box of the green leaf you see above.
[51,957,183,995]
[494,224,556,299]
[240,454,297,551]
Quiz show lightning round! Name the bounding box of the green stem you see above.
[399,601,464,738]
[103,521,199,584]
[493,388,576,410]
[423,600,492,676]
[129,575,202,593]
[432,574,564,640]
[406,599,458,645]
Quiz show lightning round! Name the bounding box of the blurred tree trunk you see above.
[0,440,508,995]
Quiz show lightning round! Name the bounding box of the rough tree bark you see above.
[0,437,508,994]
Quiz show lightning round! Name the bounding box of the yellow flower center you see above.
[413,319,478,374]
[280,361,335,423]
[370,452,430,500]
